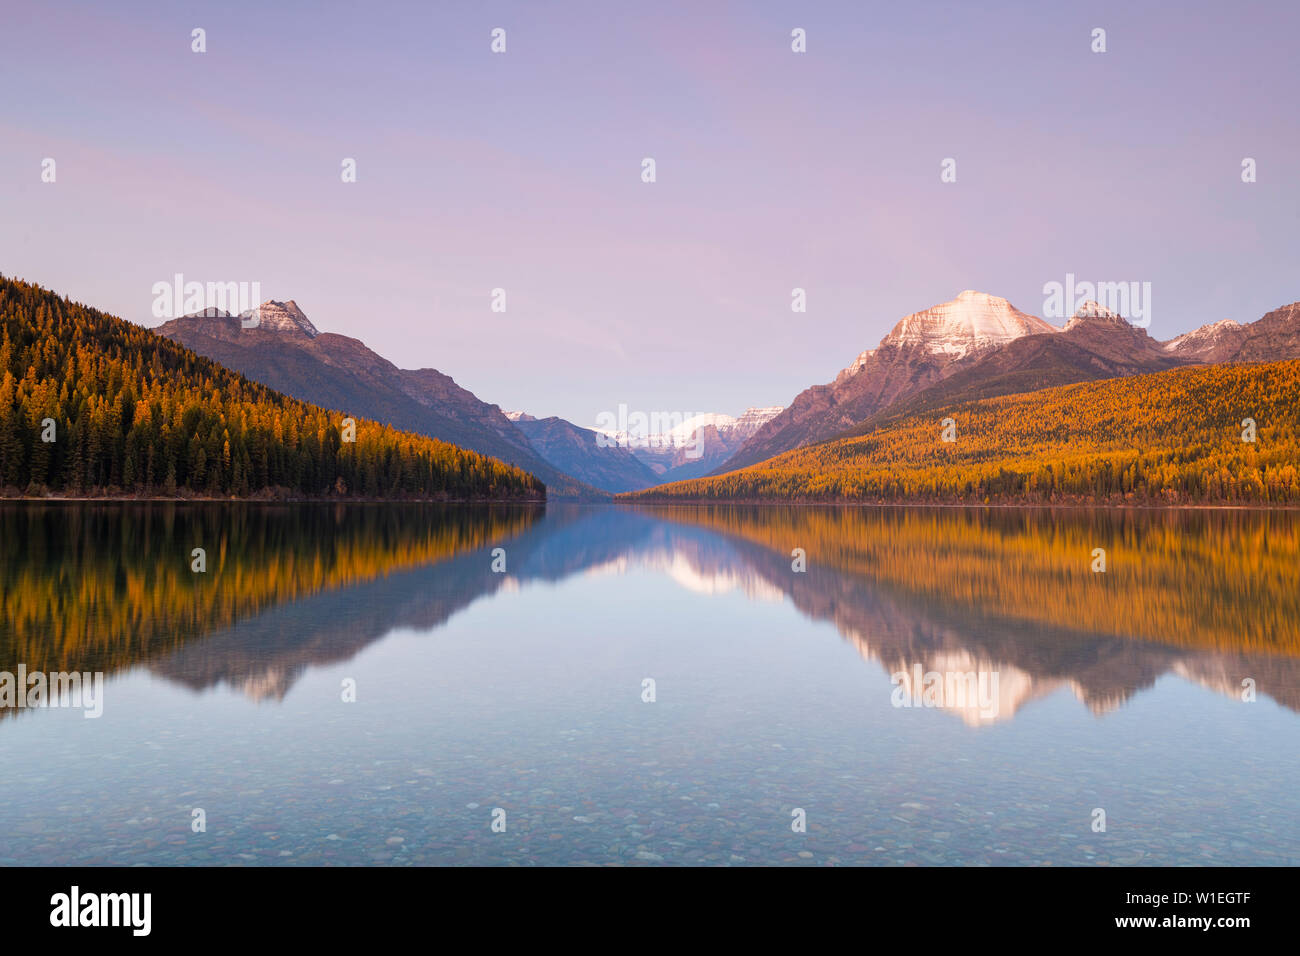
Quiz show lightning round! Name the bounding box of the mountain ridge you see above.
[156,306,603,499]
[718,292,1300,473]
[629,358,1300,505]
[0,275,544,501]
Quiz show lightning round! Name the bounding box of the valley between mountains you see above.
[5,275,1299,504]
[159,288,1300,505]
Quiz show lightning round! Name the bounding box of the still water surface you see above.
[0,503,1296,865]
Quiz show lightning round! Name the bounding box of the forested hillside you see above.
[0,277,544,500]
[629,360,1300,505]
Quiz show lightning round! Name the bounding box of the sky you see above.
[2,0,1298,427]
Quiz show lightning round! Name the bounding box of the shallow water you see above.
[0,502,1296,866]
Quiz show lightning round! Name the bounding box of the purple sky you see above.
[3,0,1298,426]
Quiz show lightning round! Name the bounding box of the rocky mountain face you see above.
[721,293,1300,473]
[242,299,320,336]
[1161,320,1244,362]
[1162,302,1300,363]
[157,291,1300,493]
[156,303,599,498]
[860,301,1185,428]
[507,414,660,493]
[722,292,1053,471]
[729,406,786,442]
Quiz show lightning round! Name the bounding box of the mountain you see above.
[0,276,544,500]
[595,407,784,483]
[721,293,1300,473]
[721,292,1054,471]
[847,301,1186,430]
[156,303,599,498]
[1163,302,1300,363]
[731,405,787,438]
[243,299,320,336]
[505,413,659,493]
[628,358,1300,504]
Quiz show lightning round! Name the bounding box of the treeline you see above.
[630,360,1300,505]
[0,277,545,500]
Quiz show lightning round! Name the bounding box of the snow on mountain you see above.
[1156,302,1300,364]
[877,290,1056,358]
[593,407,784,449]
[237,300,320,337]
[588,406,786,484]
[729,406,785,440]
[1161,319,1244,355]
[731,291,1054,471]
[665,412,737,447]
[1063,300,1129,331]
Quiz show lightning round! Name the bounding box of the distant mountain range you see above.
[718,292,1300,472]
[633,357,1300,504]
[588,407,784,483]
[154,288,1300,501]
[159,301,779,495]
[504,412,659,493]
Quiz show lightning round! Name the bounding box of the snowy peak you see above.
[878,290,1055,359]
[655,409,785,447]
[239,300,320,337]
[1162,319,1243,355]
[669,412,735,443]
[1064,300,1130,331]
[729,406,784,441]
[591,407,784,460]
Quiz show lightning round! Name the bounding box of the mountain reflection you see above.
[2,503,1297,723]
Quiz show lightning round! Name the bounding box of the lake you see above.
[0,502,1296,866]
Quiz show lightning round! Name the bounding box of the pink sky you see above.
[3,0,1297,425]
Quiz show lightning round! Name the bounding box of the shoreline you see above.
[0,493,546,505]
[5,495,1297,512]
[619,497,1300,512]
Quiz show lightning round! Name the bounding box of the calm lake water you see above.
[1,502,1297,866]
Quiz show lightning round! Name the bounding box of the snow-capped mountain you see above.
[729,405,785,441]
[239,299,320,337]
[878,289,1055,356]
[723,292,1300,474]
[1162,319,1244,361]
[726,292,1054,471]
[837,291,1051,381]
[591,407,785,483]
[503,406,784,490]
[593,407,782,450]
[850,300,1186,431]
[1158,303,1300,364]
